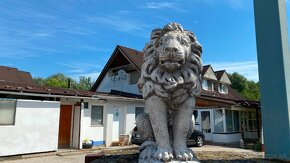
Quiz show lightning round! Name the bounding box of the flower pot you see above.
[82,143,93,149]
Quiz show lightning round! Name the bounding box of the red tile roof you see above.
[118,45,144,71]
[0,80,97,97]
[0,66,34,85]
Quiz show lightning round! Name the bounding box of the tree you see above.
[44,73,70,88]
[228,72,260,101]
[33,77,45,86]
[228,72,248,93]
[33,74,93,90]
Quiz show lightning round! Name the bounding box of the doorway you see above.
[58,105,72,148]
[201,110,212,141]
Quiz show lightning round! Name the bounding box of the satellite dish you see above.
[118,69,127,80]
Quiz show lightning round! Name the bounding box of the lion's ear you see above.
[151,28,162,40]
[192,41,202,57]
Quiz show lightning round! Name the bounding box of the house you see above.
[91,45,261,144]
[0,66,143,156]
[0,45,260,156]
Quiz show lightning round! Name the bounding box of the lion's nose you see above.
[164,47,179,53]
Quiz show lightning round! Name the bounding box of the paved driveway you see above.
[1,145,265,163]
[1,154,86,163]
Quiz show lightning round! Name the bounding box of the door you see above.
[58,105,72,148]
[201,111,212,141]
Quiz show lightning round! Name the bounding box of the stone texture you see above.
[137,22,203,162]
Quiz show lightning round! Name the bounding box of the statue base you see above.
[139,159,200,163]
[85,152,200,163]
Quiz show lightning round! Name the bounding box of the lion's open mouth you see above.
[160,59,184,71]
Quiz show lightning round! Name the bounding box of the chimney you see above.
[68,79,71,89]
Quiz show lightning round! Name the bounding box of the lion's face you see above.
[139,22,203,98]
[156,31,191,72]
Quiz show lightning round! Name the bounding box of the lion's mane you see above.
[138,23,203,101]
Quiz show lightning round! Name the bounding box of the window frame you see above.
[0,99,17,126]
[91,105,104,126]
[128,70,141,85]
[135,106,145,118]
[218,83,227,94]
[213,109,224,133]
[202,79,214,91]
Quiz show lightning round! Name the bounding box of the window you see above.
[83,102,89,109]
[135,107,145,118]
[202,80,213,91]
[91,105,103,126]
[129,71,141,85]
[0,99,16,125]
[233,111,240,131]
[202,80,208,90]
[214,109,224,132]
[226,110,233,132]
[201,111,211,133]
[248,111,257,130]
[218,83,227,94]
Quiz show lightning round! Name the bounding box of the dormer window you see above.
[218,83,228,94]
[202,80,214,91]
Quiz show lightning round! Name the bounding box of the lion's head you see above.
[138,22,203,99]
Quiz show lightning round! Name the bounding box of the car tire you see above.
[195,136,204,147]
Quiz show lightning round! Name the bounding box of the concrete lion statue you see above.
[137,22,203,162]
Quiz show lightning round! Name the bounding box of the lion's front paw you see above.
[139,145,156,160]
[154,146,173,161]
[173,146,194,161]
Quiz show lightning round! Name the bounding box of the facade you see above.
[0,45,260,156]
[92,45,261,144]
[0,66,144,156]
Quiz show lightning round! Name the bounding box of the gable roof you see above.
[215,70,231,84]
[0,66,34,85]
[202,65,211,76]
[202,65,217,80]
[118,45,144,70]
[215,70,225,80]
[91,45,143,91]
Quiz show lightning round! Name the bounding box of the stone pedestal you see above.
[85,152,200,163]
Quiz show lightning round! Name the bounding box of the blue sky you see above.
[0,0,289,82]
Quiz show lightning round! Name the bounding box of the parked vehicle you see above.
[130,127,205,147]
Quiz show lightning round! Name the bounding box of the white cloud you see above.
[69,72,100,82]
[227,0,244,9]
[86,15,152,33]
[142,2,187,12]
[58,62,103,82]
[208,61,259,82]
[145,2,175,9]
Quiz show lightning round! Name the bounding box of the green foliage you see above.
[33,73,93,90]
[228,72,260,101]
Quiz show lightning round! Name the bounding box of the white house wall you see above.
[80,102,105,147]
[0,100,60,156]
[212,133,241,143]
[80,99,144,147]
[96,73,140,95]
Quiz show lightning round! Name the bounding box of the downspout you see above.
[79,102,84,149]
[256,107,261,139]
